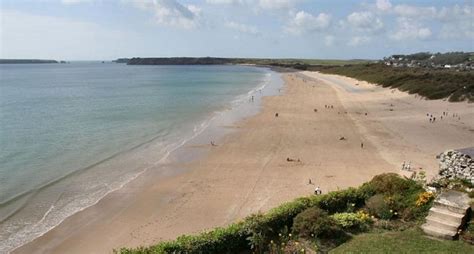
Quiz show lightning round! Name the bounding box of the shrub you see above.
[318,187,372,213]
[331,211,372,232]
[365,194,393,220]
[292,207,341,239]
[367,173,419,195]
[416,192,435,207]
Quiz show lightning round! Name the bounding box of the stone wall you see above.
[436,150,474,184]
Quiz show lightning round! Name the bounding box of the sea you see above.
[0,62,282,253]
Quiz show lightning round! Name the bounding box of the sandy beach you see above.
[15,70,474,254]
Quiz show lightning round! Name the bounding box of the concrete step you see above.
[432,201,470,214]
[428,206,465,225]
[421,190,470,240]
[425,216,460,232]
[432,190,471,214]
[421,224,457,240]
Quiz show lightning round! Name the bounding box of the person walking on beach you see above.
[402,161,406,170]
[361,142,364,149]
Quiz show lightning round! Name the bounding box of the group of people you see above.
[324,105,334,109]
[427,111,461,123]
[401,161,411,171]
[286,157,301,162]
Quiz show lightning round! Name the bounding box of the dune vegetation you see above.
[304,64,474,102]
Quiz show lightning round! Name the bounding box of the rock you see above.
[434,149,474,184]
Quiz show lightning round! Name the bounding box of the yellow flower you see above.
[416,192,435,207]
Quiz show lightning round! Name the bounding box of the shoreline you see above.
[5,67,281,254]
[14,70,474,253]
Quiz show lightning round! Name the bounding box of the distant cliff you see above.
[112,58,131,63]
[0,59,58,64]
[125,57,369,66]
[127,57,238,65]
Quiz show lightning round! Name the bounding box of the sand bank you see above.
[15,71,474,253]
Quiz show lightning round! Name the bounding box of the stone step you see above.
[421,190,470,240]
[425,216,460,232]
[432,190,470,214]
[428,207,465,224]
[421,224,457,240]
[432,201,469,214]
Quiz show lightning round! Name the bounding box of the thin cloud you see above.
[127,0,202,29]
[285,11,331,35]
[346,11,384,33]
[225,21,260,35]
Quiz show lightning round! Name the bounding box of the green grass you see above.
[330,228,474,254]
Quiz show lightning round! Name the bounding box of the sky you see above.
[0,0,473,60]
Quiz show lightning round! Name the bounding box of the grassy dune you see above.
[309,64,474,102]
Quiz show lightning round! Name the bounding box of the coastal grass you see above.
[307,63,474,102]
[330,228,474,254]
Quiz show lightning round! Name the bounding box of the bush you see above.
[367,173,419,195]
[365,194,393,220]
[331,211,372,232]
[292,207,341,238]
[318,187,372,213]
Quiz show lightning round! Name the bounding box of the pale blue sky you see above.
[1,0,472,60]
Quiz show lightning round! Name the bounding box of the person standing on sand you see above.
[361,142,364,149]
[402,161,406,170]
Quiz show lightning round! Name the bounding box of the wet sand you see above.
[15,71,474,253]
